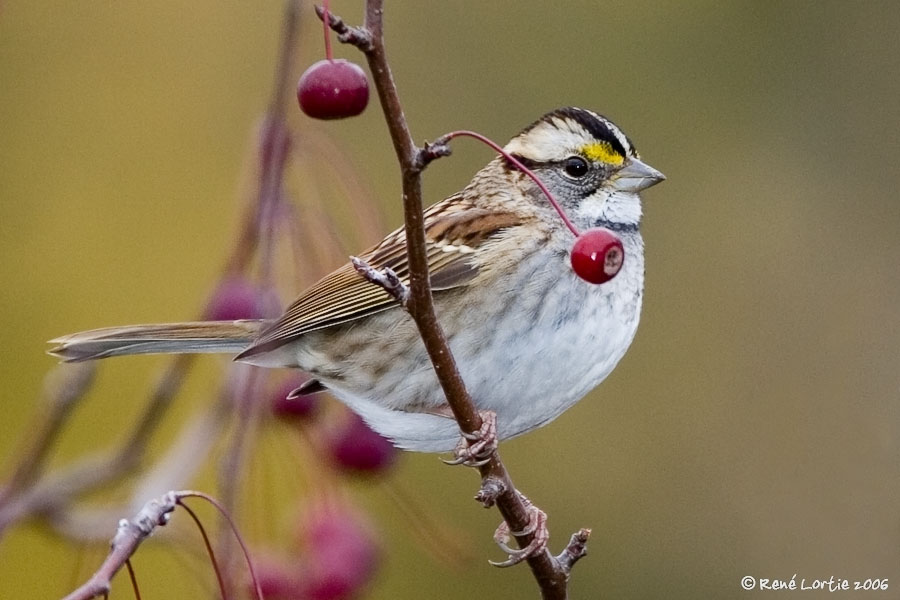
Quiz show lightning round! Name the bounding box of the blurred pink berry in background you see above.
[251,554,304,600]
[326,412,397,475]
[297,497,381,600]
[206,276,264,321]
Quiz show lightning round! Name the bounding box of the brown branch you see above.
[318,3,583,597]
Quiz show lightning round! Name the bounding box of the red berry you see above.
[326,412,396,474]
[271,375,320,421]
[570,228,625,284]
[205,276,263,320]
[297,59,369,120]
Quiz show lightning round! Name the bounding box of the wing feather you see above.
[239,195,523,357]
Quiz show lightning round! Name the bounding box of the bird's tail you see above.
[48,320,267,362]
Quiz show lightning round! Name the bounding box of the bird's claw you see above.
[442,410,498,467]
[489,497,549,568]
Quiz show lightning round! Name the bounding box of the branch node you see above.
[417,137,453,170]
[350,256,410,307]
[314,5,373,51]
[62,492,180,600]
[474,476,506,508]
[555,527,591,574]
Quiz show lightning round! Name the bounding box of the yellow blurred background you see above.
[2,1,899,598]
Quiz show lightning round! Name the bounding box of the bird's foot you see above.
[442,410,498,467]
[489,493,549,567]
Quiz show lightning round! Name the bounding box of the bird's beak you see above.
[611,157,666,193]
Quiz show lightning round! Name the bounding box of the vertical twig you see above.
[318,2,582,597]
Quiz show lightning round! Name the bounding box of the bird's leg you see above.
[439,411,549,565]
[489,492,549,568]
[442,410,498,467]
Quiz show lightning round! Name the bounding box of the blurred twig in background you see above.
[0,2,425,598]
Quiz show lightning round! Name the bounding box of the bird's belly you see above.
[281,245,643,451]
[450,270,642,440]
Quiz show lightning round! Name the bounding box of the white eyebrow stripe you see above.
[503,120,594,163]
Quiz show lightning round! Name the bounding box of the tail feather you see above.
[48,320,268,362]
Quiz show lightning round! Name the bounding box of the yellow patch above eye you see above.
[581,142,624,166]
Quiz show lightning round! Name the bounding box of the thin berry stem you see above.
[177,492,264,600]
[178,500,227,600]
[443,130,581,237]
[322,0,333,60]
[124,560,142,600]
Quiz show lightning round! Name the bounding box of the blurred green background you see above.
[2,1,899,598]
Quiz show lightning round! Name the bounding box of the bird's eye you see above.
[563,156,589,178]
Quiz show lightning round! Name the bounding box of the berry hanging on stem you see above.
[569,228,624,284]
[297,0,369,119]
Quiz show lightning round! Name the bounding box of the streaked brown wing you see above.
[240,195,522,357]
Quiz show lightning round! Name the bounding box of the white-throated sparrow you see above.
[50,107,664,452]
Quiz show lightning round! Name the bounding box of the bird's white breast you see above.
[304,232,644,452]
